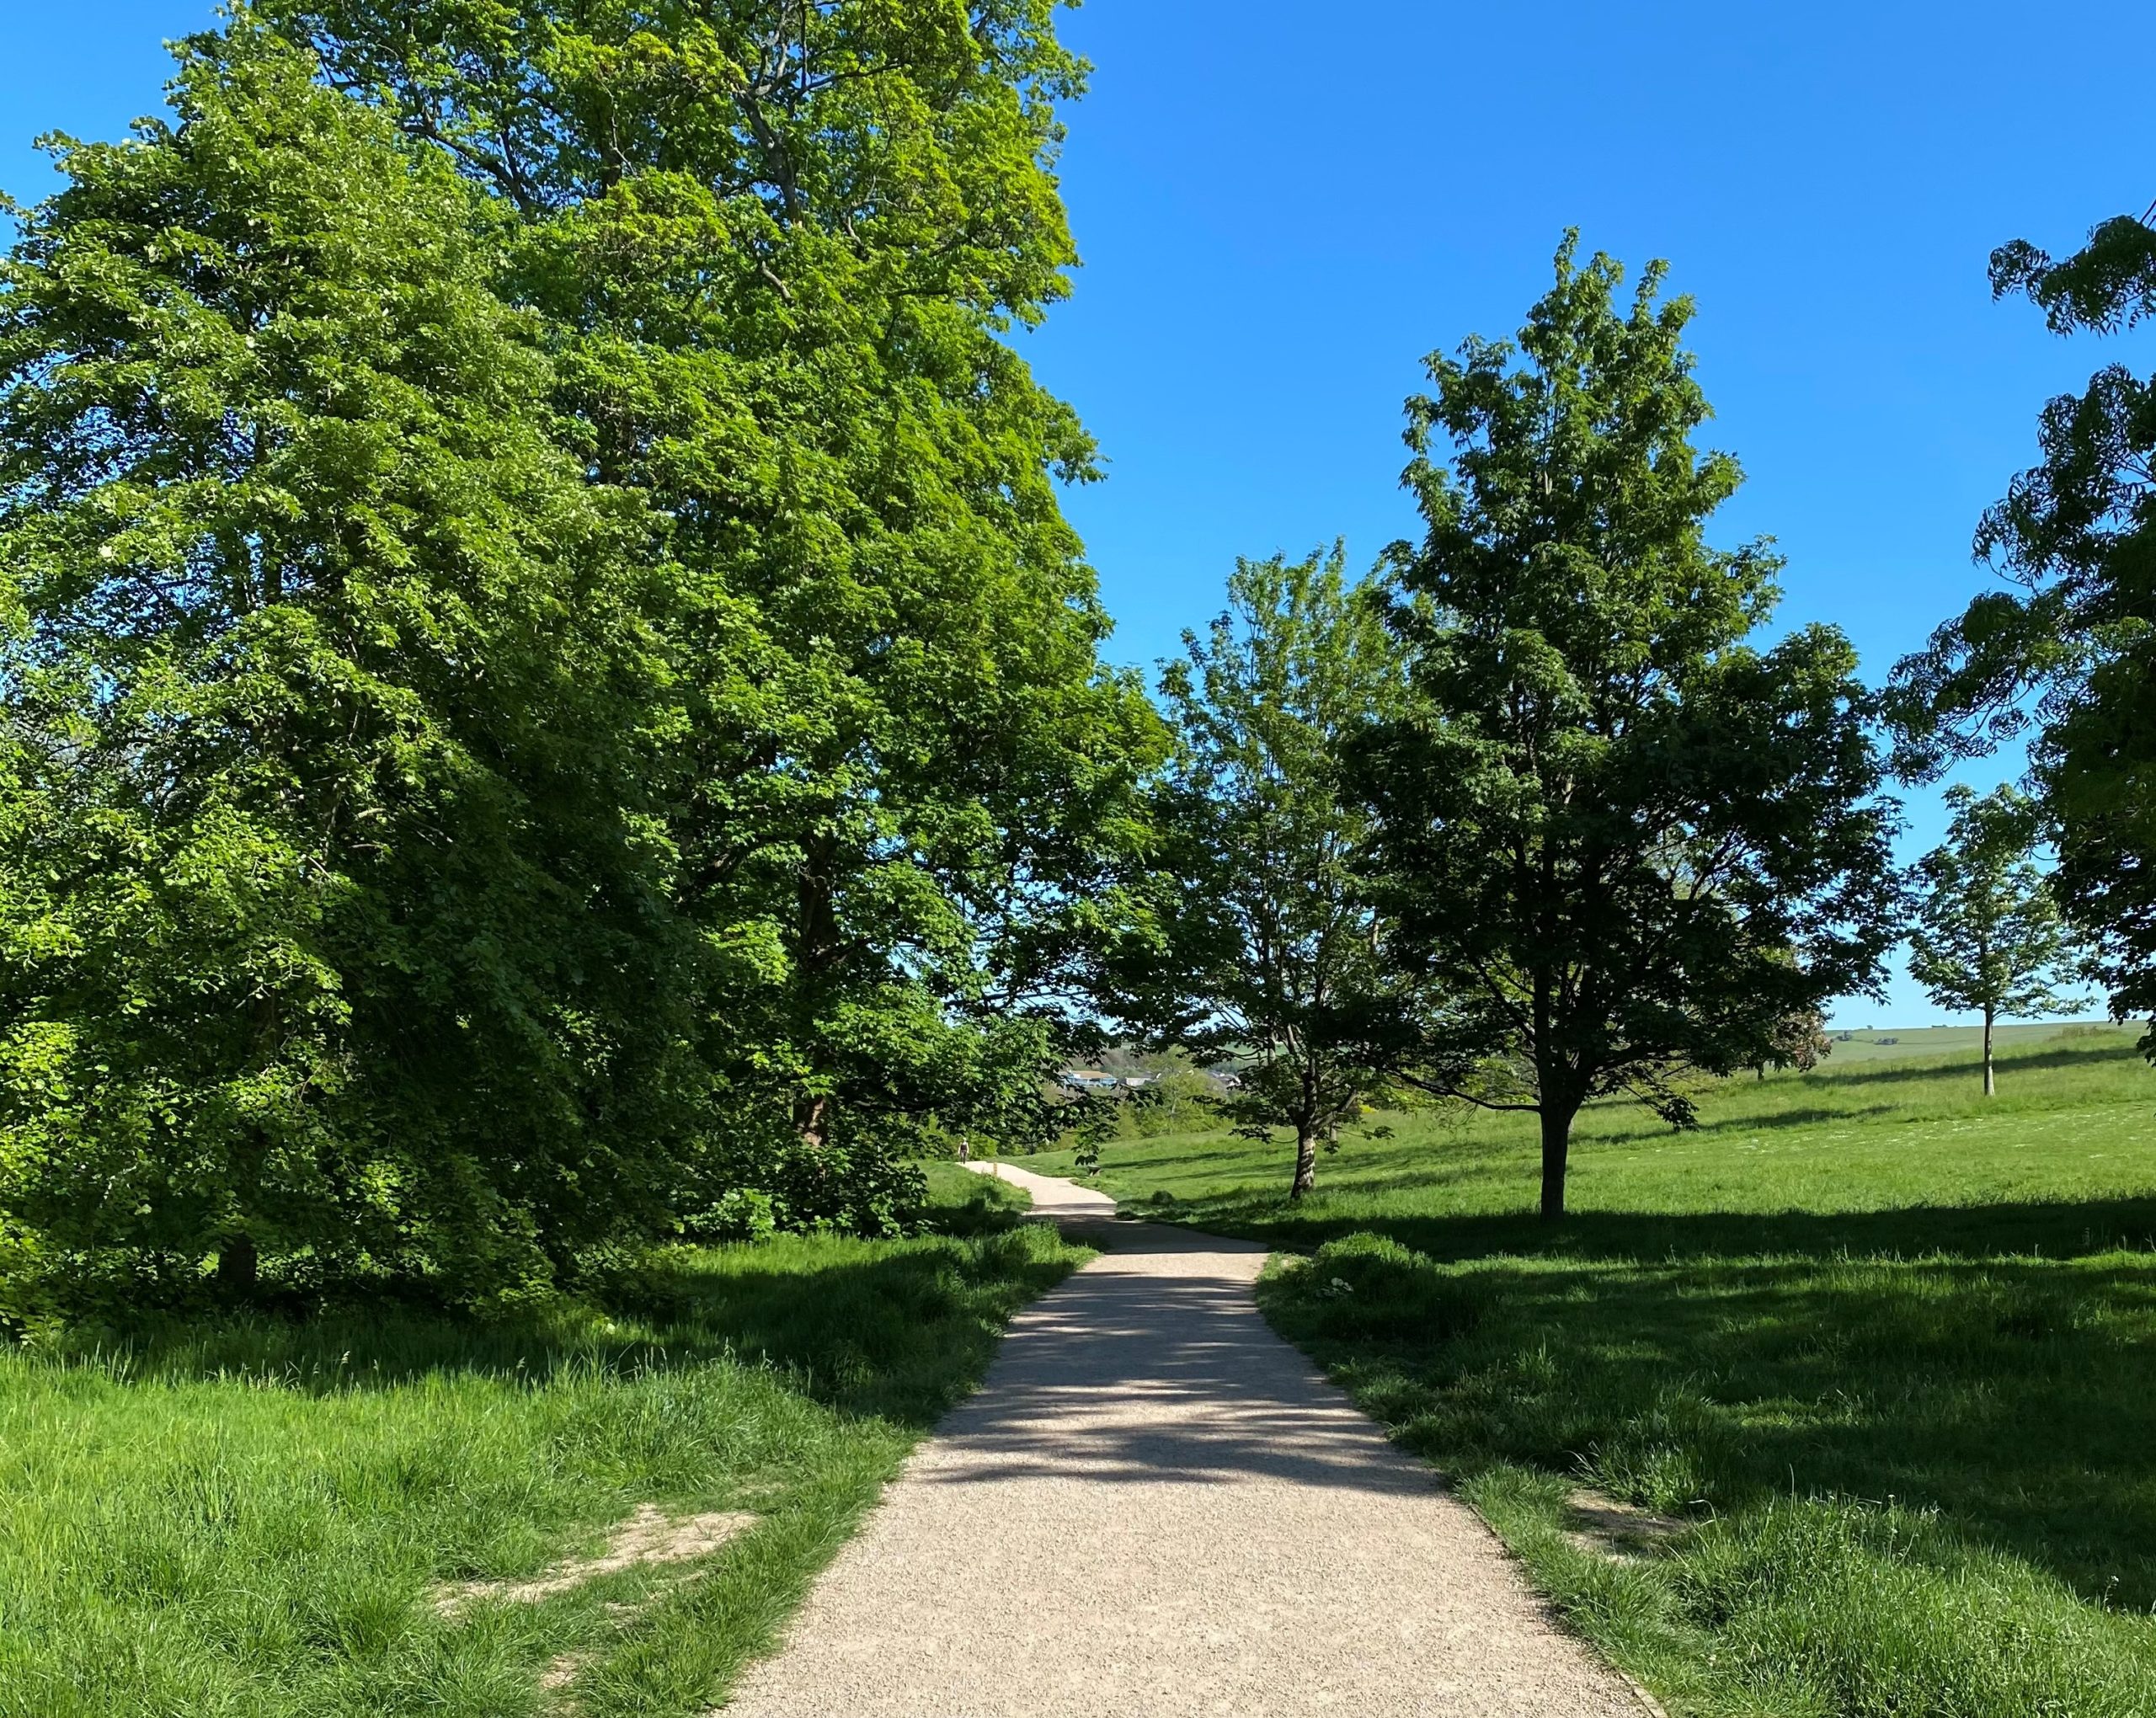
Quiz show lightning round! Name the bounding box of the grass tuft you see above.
[1287,1234,1484,1344]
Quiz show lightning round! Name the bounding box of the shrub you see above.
[1114,1070,1219,1139]
[686,1188,782,1245]
[1290,1233,1483,1343]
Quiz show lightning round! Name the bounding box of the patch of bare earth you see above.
[540,1653,583,1691]
[1564,1489,1690,1562]
[434,1504,757,1616]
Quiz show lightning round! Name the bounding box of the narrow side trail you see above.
[719,1163,1652,1716]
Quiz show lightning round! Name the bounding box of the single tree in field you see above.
[1357,237,1901,1221]
[1129,547,1415,1201]
[1908,785,2084,1095]
[1890,214,2156,1054]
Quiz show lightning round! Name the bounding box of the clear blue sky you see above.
[8,1,2148,1027]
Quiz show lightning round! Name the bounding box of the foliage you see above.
[0,1176,1088,1717]
[1118,1067,1218,1138]
[1057,1086,1117,1177]
[0,0,1163,1308]
[258,0,1166,1166]
[1908,783,2084,1091]
[1125,547,1416,1198]
[1890,212,2156,1047]
[0,27,692,1308]
[1760,1007,1833,1075]
[1356,236,1901,1219]
[684,1187,782,1245]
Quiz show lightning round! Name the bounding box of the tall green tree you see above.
[259,0,1162,1176]
[1908,785,2084,1095]
[0,29,690,1302]
[1131,547,1413,1201]
[1357,237,1900,1221]
[1891,214,2156,1048]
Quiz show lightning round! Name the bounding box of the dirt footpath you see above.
[718,1162,1653,1716]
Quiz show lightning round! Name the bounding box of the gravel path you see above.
[719,1163,1653,1716]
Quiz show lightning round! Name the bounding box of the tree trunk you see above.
[792,838,838,1152]
[1289,1123,1318,1202]
[216,1231,259,1298]
[1539,1104,1575,1223]
[1983,1006,1996,1097]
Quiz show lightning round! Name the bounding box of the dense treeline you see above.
[1,4,2150,1315]
[0,6,1158,1315]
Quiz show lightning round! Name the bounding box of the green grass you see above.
[0,1170,1085,1718]
[1022,1028,2156,1717]
[1813,1019,2121,1062]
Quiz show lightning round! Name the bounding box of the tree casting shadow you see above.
[38,1230,1069,1433]
[1251,1193,2156,1613]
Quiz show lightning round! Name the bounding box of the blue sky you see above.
[7,1,2148,1026]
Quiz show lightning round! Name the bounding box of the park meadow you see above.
[6,0,2156,1713]
[1026,1028,2156,1716]
[5,1027,2150,1715]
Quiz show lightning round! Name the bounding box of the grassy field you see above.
[0,1164,1076,1718]
[1816,1019,2119,1062]
[1018,1027,2156,1717]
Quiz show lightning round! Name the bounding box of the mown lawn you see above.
[0,1166,1079,1718]
[1021,1030,2156,1717]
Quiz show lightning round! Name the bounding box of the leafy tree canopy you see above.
[1357,237,1901,1219]
[0,0,1161,1313]
[1891,213,2156,1042]
[253,0,1163,1166]
[1908,783,2085,1094]
[0,25,691,1305]
[1123,547,1417,1200]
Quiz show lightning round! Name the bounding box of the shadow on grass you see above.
[1586,1102,1901,1144]
[36,1216,1075,1434]
[1253,1192,2156,1612]
[1193,1191,2156,1266]
[1796,1039,2149,1088]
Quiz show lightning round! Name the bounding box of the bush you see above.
[1288,1233,1483,1343]
[685,1188,782,1245]
[692,1137,931,1241]
[1114,1070,1219,1139]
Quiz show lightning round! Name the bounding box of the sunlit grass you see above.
[1023,1027,2156,1221]
[1022,1030,2156,1717]
[0,1175,1084,1718]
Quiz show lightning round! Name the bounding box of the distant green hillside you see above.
[1817,1020,2132,1062]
